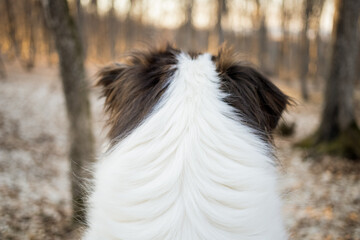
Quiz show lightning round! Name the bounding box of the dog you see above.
[84,45,289,240]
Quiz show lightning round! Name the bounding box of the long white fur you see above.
[84,53,287,240]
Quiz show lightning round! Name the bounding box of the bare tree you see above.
[184,0,195,49]
[42,0,95,224]
[108,0,117,59]
[0,48,6,79]
[5,0,21,59]
[299,0,314,101]
[90,0,97,9]
[277,0,291,80]
[24,0,37,70]
[0,1,7,78]
[216,0,226,45]
[76,0,87,58]
[124,0,135,50]
[312,0,326,88]
[253,0,268,72]
[40,4,55,66]
[176,0,195,50]
[299,0,360,159]
[88,0,102,59]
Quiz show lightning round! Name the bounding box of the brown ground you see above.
[0,63,359,240]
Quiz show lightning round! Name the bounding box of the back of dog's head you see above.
[97,45,289,146]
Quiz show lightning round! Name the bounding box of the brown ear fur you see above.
[214,47,290,137]
[96,45,180,144]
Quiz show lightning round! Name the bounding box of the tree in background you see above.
[299,0,360,159]
[216,0,226,46]
[24,0,38,71]
[42,0,95,225]
[4,0,21,61]
[176,0,195,50]
[124,0,135,50]
[299,0,313,101]
[277,0,291,80]
[76,0,87,58]
[253,0,268,72]
[108,0,117,59]
[0,47,6,79]
[298,0,326,100]
[312,0,326,88]
[4,0,39,71]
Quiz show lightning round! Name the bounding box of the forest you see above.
[0,0,360,239]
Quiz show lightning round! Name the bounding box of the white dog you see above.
[84,45,289,240]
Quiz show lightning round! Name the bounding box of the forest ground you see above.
[0,62,359,240]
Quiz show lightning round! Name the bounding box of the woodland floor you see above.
[0,62,360,240]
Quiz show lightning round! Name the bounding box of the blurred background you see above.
[0,0,339,77]
[0,0,359,239]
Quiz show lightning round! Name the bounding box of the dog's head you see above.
[96,45,290,145]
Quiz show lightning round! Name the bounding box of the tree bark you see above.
[41,0,95,225]
[318,0,360,140]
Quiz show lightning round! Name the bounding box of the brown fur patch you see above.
[96,45,180,145]
[213,47,290,140]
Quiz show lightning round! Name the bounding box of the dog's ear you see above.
[214,50,290,135]
[96,46,179,144]
[96,63,128,101]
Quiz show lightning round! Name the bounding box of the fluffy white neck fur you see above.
[84,53,286,240]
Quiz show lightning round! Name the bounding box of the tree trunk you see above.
[88,1,102,59]
[253,0,268,72]
[319,0,360,139]
[109,0,117,59]
[0,48,7,79]
[25,0,36,71]
[42,0,95,225]
[176,0,194,50]
[258,16,267,72]
[5,0,21,59]
[313,33,323,90]
[76,0,87,58]
[313,0,325,90]
[278,0,290,80]
[40,5,54,66]
[184,0,194,50]
[298,0,360,159]
[299,0,313,101]
[124,0,134,50]
[216,0,225,46]
[87,0,100,59]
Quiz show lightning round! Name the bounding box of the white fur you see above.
[84,53,286,240]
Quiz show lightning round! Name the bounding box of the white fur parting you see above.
[84,53,287,240]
